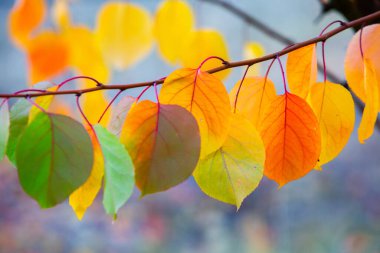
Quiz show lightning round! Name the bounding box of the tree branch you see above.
[0,10,380,100]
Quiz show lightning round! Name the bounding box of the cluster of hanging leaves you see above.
[1,0,379,219]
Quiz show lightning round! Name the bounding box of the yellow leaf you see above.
[8,0,46,48]
[358,59,379,143]
[159,68,232,157]
[64,26,110,84]
[308,81,355,166]
[180,29,230,80]
[69,128,104,220]
[154,0,194,64]
[27,31,69,84]
[120,100,200,195]
[95,2,153,70]
[194,114,265,209]
[244,42,265,76]
[345,24,380,111]
[229,77,276,128]
[259,93,321,186]
[29,85,59,122]
[286,44,317,98]
[52,0,71,30]
[82,91,110,127]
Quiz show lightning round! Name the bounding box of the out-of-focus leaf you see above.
[69,126,104,220]
[95,2,153,70]
[180,29,230,80]
[194,114,265,209]
[64,26,110,84]
[120,100,200,196]
[308,81,355,167]
[108,95,135,136]
[0,101,10,160]
[358,59,379,143]
[83,91,110,127]
[159,68,231,157]
[244,42,265,76]
[94,125,134,217]
[154,0,194,64]
[229,77,276,128]
[16,113,93,208]
[52,0,71,30]
[286,44,317,98]
[27,31,69,84]
[8,0,46,48]
[345,24,380,111]
[259,93,321,186]
[6,99,31,165]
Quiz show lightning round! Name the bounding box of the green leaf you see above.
[6,99,31,165]
[16,112,94,208]
[194,114,265,209]
[94,124,134,217]
[0,100,10,160]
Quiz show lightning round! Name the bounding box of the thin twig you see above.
[0,10,380,99]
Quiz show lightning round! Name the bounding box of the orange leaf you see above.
[8,0,46,48]
[120,100,201,195]
[259,92,321,186]
[358,59,379,143]
[286,44,317,98]
[345,24,380,110]
[27,31,69,84]
[229,77,276,128]
[159,68,232,157]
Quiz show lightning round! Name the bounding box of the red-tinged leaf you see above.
[120,100,200,195]
[159,68,232,157]
[108,95,136,136]
[259,92,321,186]
[345,24,380,110]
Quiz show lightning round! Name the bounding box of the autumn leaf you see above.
[8,0,46,48]
[64,26,110,84]
[27,31,69,84]
[345,24,380,109]
[0,101,10,160]
[286,44,317,98]
[120,100,200,195]
[154,0,194,64]
[308,81,355,167]
[95,2,153,70]
[82,91,110,127]
[244,42,265,76]
[52,0,71,30]
[259,92,321,186]
[108,95,136,136]
[180,29,230,80]
[94,125,134,218]
[16,113,93,208]
[358,59,379,143]
[159,68,232,157]
[229,77,277,128]
[69,126,104,220]
[194,114,265,209]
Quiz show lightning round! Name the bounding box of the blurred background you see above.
[1,0,380,252]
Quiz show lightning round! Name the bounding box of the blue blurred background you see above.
[1,1,380,252]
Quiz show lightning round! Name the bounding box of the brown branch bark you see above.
[0,10,379,100]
